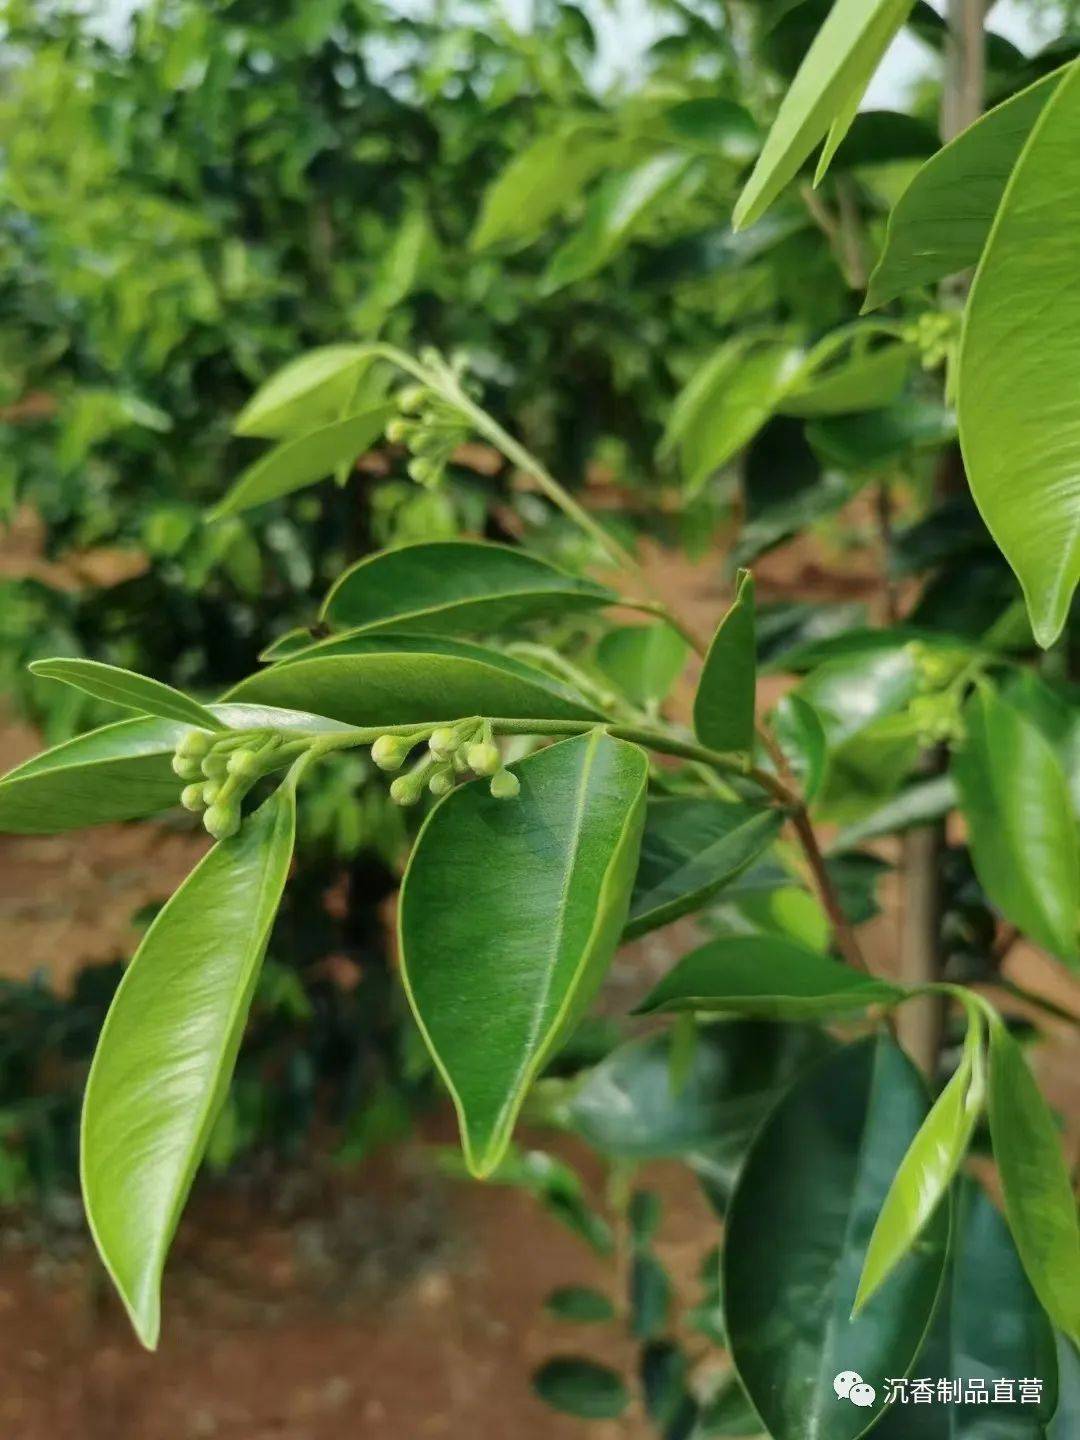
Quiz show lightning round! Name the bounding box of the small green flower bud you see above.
[204,802,241,840]
[397,384,430,413]
[389,773,424,807]
[428,727,461,759]
[428,768,454,797]
[407,456,435,486]
[226,748,260,779]
[201,750,229,778]
[489,768,520,800]
[180,783,206,812]
[385,417,412,444]
[202,781,223,806]
[172,753,203,780]
[371,734,413,771]
[176,729,213,759]
[466,741,501,776]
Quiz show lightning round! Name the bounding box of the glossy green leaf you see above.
[232,344,373,439]
[471,126,619,250]
[533,1358,629,1420]
[770,692,828,801]
[867,69,1063,309]
[540,152,694,293]
[595,623,688,709]
[958,58,1080,648]
[399,732,647,1176]
[544,1286,615,1323]
[637,935,902,1019]
[82,778,298,1348]
[665,342,803,494]
[29,658,221,730]
[725,1038,948,1440]
[875,1177,1059,1439]
[855,1013,984,1314]
[224,643,601,728]
[694,570,756,753]
[953,688,1079,964]
[625,796,784,939]
[565,1024,831,1205]
[733,0,915,230]
[988,1022,1080,1343]
[213,405,394,518]
[1002,670,1080,818]
[830,774,956,851]
[0,703,352,834]
[320,540,614,635]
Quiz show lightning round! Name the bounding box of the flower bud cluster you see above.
[172,729,291,840]
[384,382,470,490]
[371,720,520,806]
[902,310,959,373]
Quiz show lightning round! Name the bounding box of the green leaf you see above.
[566,1024,832,1205]
[0,704,355,834]
[81,779,297,1348]
[988,1022,1080,1343]
[867,68,1063,309]
[778,342,912,419]
[224,642,601,728]
[958,57,1080,648]
[875,1176,1059,1439]
[29,658,222,730]
[631,1251,672,1340]
[320,540,614,636]
[544,1286,616,1323]
[533,1358,629,1420]
[540,152,694,293]
[770,692,828,801]
[733,0,915,230]
[471,126,619,250]
[399,732,647,1176]
[725,1038,949,1440]
[213,405,395,518]
[664,342,803,494]
[854,1011,984,1314]
[637,935,902,1019]
[625,797,784,940]
[233,345,373,438]
[595,623,689,708]
[953,687,1079,964]
[830,774,956,851]
[694,569,756,753]
[807,398,956,472]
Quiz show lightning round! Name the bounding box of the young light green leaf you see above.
[866,68,1063,309]
[595,623,688,709]
[0,703,357,834]
[733,0,915,231]
[232,344,373,438]
[471,126,619,251]
[953,688,1080,965]
[224,642,600,727]
[320,540,615,636]
[636,935,903,1019]
[694,569,756,753]
[399,731,648,1177]
[540,152,694,294]
[29,658,222,731]
[625,797,784,939]
[988,1022,1080,1344]
[725,1038,948,1440]
[81,779,298,1348]
[854,1010,984,1314]
[958,57,1080,648]
[213,405,395,518]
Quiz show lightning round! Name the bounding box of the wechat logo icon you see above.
[834,1371,877,1408]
